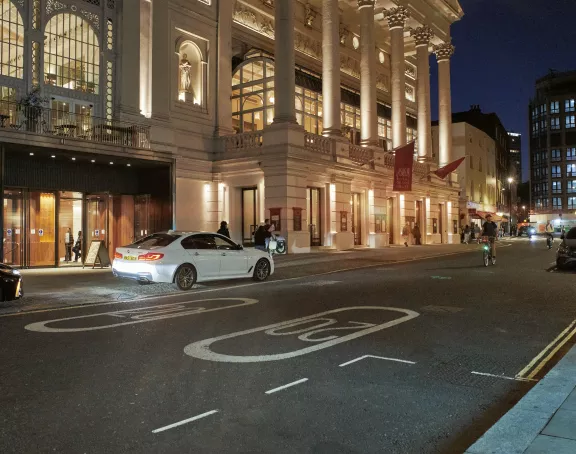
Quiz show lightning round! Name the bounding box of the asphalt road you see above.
[1,238,575,454]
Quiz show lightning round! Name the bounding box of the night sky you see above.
[429,0,576,182]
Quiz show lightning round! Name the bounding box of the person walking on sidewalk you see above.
[402,223,410,247]
[412,224,422,245]
[72,231,82,263]
[464,225,471,244]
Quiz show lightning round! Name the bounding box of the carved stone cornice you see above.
[384,6,410,29]
[304,2,316,28]
[233,1,275,39]
[410,26,434,47]
[295,31,322,60]
[433,42,455,61]
[261,0,273,7]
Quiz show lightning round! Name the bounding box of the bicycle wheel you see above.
[483,250,489,267]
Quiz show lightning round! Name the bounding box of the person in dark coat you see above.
[73,231,82,263]
[217,221,230,238]
[412,224,422,245]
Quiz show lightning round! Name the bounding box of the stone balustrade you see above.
[304,132,333,154]
[223,131,263,151]
[349,144,374,167]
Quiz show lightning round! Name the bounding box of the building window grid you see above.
[567,180,576,194]
[1,0,25,78]
[566,115,576,129]
[552,165,562,178]
[551,101,560,114]
[567,148,576,161]
[551,117,560,130]
[568,164,576,177]
[569,197,576,209]
[566,99,575,113]
[552,181,562,194]
[551,149,561,162]
[44,13,100,94]
[552,197,562,210]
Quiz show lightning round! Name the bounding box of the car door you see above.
[180,234,221,279]
[214,235,249,278]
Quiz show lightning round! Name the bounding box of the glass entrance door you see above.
[86,194,109,252]
[58,192,83,266]
[242,188,258,246]
[351,193,362,246]
[3,189,23,266]
[134,195,150,241]
[308,188,321,246]
[28,192,56,266]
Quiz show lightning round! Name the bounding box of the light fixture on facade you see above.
[178,91,185,102]
[91,159,95,163]
[110,162,114,165]
[29,152,34,156]
[127,164,131,167]
[51,155,55,158]
[71,157,76,161]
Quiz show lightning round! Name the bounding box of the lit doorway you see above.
[28,192,56,266]
[351,193,362,246]
[438,204,444,243]
[3,189,23,266]
[387,197,395,244]
[58,192,83,266]
[308,188,322,246]
[86,194,109,252]
[241,188,258,246]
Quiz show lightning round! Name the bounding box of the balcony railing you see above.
[0,102,150,149]
[223,131,263,151]
[349,144,375,167]
[304,133,332,154]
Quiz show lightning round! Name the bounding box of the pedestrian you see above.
[64,228,73,262]
[402,222,410,247]
[464,225,471,244]
[217,221,230,238]
[412,223,422,245]
[254,222,271,252]
[72,231,82,263]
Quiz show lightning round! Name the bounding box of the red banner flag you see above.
[434,157,466,179]
[393,141,415,192]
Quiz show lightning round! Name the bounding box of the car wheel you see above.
[253,259,271,281]
[174,264,197,291]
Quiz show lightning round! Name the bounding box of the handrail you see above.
[0,101,150,149]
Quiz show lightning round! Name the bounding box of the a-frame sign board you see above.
[83,240,111,269]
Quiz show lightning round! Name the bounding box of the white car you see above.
[112,231,274,290]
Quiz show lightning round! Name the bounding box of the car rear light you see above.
[138,252,164,261]
[114,251,123,259]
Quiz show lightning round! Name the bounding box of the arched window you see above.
[44,13,100,93]
[0,0,24,79]
[178,41,203,105]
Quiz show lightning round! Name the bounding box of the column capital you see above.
[434,42,455,61]
[410,26,434,47]
[357,0,375,9]
[384,6,410,30]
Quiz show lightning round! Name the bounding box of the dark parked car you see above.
[0,264,23,302]
[556,227,576,270]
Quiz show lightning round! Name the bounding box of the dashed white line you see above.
[151,410,219,434]
[471,371,537,382]
[265,378,309,394]
[339,355,416,367]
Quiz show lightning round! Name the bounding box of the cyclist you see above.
[481,214,498,258]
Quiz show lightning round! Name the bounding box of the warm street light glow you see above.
[507,177,514,184]
[522,205,526,210]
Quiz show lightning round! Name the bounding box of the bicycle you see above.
[480,236,496,267]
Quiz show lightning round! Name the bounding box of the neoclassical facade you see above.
[0,0,464,266]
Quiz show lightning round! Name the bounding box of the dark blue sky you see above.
[429,0,576,182]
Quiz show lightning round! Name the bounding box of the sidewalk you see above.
[0,243,476,314]
[466,344,576,454]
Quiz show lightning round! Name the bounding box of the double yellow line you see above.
[516,319,576,381]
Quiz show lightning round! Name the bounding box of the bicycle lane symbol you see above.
[184,306,419,363]
[24,298,259,333]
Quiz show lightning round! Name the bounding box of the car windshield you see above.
[128,233,181,249]
[566,228,576,240]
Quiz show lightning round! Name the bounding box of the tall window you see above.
[568,163,576,177]
[566,99,575,112]
[567,180,576,193]
[540,104,547,115]
[552,181,562,194]
[0,0,24,78]
[551,117,560,130]
[551,149,561,161]
[551,101,560,114]
[44,14,100,93]
[569,197,576,209]
[552,165,562,178]
[552,197,562,209]
[567,148,576,161]
[296,87,323,135]
[566,115,576,129]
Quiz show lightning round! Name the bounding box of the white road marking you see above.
[25,298,259,333]
[339,355,416,367]
[184,307,420,363]
[2,249,475,319]
[295,280,341,287]
[265,378,309,394]
[471,371,537,382]
[151,410,218,434]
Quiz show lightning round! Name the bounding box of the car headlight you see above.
[11,269,20,275]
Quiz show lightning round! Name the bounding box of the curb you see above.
[465,344,576,454]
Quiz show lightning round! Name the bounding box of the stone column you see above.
[434,42,455,166]
[411,26,434,162]
[151,0,170,120]
[358,0,377,146]
[215,0,234,136]
[384,7,409,149]
[119,0,141,115]
[321,0,341,137]
[272,0,297,124]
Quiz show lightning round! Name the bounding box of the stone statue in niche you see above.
[179,54,195,102]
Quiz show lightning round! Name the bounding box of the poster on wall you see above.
[393,142,415,192]
[293,208,302,231]
[38,229,44,237]
[269,208,282,231]
[340,211,348,232]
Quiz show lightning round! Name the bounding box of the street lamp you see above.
[507,177,514,235]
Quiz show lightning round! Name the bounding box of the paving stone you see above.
[524,435,576,454]
[541,409,576,440]
[561,388,576,411]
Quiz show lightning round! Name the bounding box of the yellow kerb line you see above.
[516,319,576,380]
